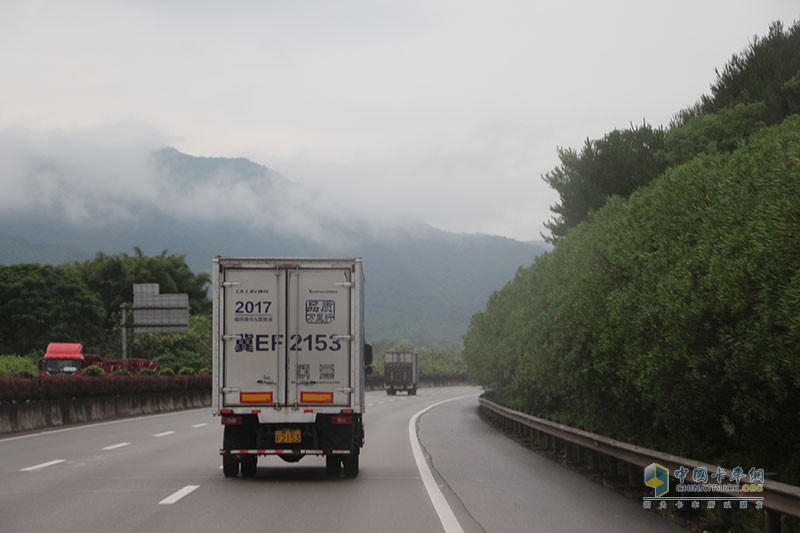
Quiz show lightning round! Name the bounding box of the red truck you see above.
[41,343,85,376]
[40,342,158,376]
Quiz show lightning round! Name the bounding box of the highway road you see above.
[0,387,681,532]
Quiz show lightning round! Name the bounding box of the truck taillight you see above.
[332,415,353,425]
[222,415,243,426]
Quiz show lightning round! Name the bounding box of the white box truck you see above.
[212,257,372,478]
[384,351,418,395]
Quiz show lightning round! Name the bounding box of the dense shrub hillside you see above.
[464,117,800,483]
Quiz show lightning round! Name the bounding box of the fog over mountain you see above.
[0,126,545,343]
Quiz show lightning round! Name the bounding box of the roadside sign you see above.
[132,283,189,333]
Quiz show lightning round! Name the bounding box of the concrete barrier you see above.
[0,390,211,435]
[1,382,469,435]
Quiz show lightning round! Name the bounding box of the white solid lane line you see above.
[154,431,176,437]
[102,442,131,451]
[409,394,477,533]
[159,485,200,505]
[20,459,66,472]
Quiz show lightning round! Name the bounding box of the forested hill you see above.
[464,20,800,485]
[0,146,545,345]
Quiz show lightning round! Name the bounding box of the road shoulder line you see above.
[409,394,476,533]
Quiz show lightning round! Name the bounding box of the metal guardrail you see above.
[479,394,800,532]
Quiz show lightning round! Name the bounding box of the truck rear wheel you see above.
[222,426,240,477]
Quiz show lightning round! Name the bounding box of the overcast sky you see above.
[2,1,798,242]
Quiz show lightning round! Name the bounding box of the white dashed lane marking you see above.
[102,442,131,451]
[159,485,200,505]
[20,459,66,472]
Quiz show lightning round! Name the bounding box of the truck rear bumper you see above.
[221,413,364,456]
[219,448,352,456]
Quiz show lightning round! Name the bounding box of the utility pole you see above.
[120,302,130,360]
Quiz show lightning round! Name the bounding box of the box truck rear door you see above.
[286,267,352,407]
[221,268,284,407]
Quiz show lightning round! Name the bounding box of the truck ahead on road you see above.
[212,257,372,478]
[384,351,418,395]
[40,342,158,376]
[41,343,85,376]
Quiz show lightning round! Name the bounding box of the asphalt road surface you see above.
[0,386,681,532]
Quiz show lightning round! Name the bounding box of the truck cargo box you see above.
[212,257,371,478]
[384,351,418,395]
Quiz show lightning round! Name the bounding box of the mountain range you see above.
[0,147,546,344]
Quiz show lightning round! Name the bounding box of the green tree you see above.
[674,20,800,126]
[542,123,667,243]
[662,102,767,167]
[75,248,211,336]
[0,264,105,354]
[131,314,212,372]
[543,21,800,245]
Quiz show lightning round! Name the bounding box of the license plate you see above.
[275,429,301,444]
